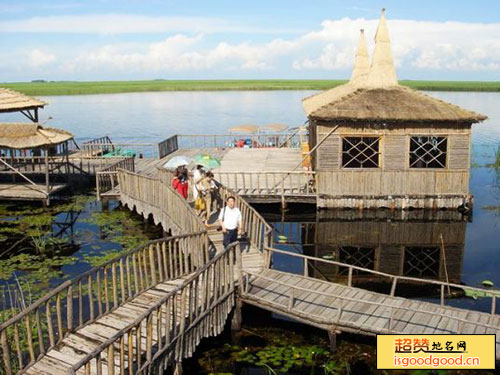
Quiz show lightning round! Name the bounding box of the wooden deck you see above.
[242,269,500,353]
[0,183,67,201]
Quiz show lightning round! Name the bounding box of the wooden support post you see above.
[173,361,183,375]
[45,147,49,194]
[327,330,337,353]
[231,299,242,331]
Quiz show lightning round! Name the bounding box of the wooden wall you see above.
[312,121,472,199]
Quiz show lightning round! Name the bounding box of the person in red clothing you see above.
[172,166,189,199]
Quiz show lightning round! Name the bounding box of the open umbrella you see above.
[194,154,221,170]
[163,156,193,169]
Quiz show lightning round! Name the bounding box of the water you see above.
[1,90,500,373]
[2,90,498,153]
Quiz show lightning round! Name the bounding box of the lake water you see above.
[1,90,500,373]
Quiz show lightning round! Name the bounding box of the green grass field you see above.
[2,79,500,96]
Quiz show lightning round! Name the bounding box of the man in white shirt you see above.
[218,196,243,248]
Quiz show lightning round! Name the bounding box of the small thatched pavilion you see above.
[0,88,46,122]
[0,123,74,205]
[303,9,487,210]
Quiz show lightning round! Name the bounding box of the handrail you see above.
[214,171,316,197]
[68,242,239,375]
[96,156,135,198]
[264,246,499,314]
[118,169,206,235]
[157,133,303,154]
[242,270,500,337]
[0,232,210,375]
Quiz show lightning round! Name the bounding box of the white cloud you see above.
[3,17,500,80]
[29,49,56,67]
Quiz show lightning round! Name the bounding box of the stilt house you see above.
[303,10,487,209]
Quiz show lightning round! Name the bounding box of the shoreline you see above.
[1,79,500,96]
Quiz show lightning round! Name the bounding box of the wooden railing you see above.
[81,136,114,157]
[68,242,239,375]
[262,246,500,315]
[213,171,316,197]
[158,135,179,159]
[118,169,206,236]
[0,233,210,375]
[96,156,135,199]
[81,136,158,158]
[157,133,304,158]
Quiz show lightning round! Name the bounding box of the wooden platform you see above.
[0,183,67,201]
[242,269,500,355]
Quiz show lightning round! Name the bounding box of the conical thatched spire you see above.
[350,29,370,85]
[365,8,398,87]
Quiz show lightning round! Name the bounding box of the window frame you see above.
[408,135,449,170]
[340,135,382,169]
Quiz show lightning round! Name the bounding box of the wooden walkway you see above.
[3,155,500,375]
[242,269,500,352]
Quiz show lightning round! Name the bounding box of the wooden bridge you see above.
[2,164,500,374]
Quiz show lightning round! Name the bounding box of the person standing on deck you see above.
[218,196,243,248]
[192,164,204,200]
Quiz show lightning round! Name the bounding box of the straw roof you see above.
[228,125,259,134]
[0,123,73,149]
[0,88,46,113]
[302,9,487,124]
[260,123,289,132]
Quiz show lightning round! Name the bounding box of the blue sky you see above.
[1,0,499,82]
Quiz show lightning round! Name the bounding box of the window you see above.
[403,246,440,278]
[339,246,375,275]
[341,137,380,168]
[409,136,447,168]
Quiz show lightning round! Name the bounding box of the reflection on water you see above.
[260,166,500,315]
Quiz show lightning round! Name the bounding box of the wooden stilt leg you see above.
[328,330,337,353]
[173,361,183,375]
[231,300,242,331]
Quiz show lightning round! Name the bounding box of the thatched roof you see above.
[260,123,289,132]
[228,125,259,134]
[0,123,73,149]
[303,9,487,124]
[0,88,46,113]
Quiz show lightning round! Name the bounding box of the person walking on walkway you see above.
[172,166,189,199]
[218,196,243,248]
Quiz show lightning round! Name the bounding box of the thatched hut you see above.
[0,123,74,204]
[303,10,487,210]
[0,88,46,122]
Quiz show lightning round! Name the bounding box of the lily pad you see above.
[482,280,494,287]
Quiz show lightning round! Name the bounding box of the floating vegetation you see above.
[190,326,369,375]
[0,193,162,313]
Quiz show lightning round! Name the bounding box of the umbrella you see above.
[194,154,221,170]
[260,123,288,133]
[163,156,193,169]
[228,125,259,134]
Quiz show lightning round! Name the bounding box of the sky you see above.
[0,0,499,82]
